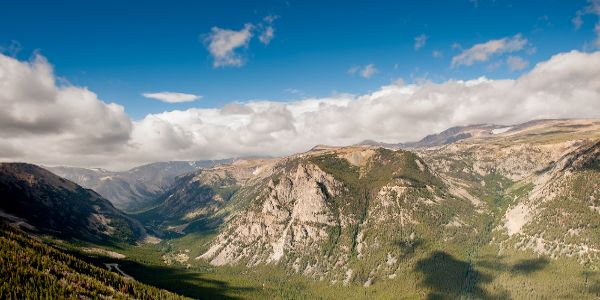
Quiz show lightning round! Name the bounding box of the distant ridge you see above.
[0,162,146,243]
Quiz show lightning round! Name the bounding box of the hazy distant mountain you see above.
[48,160,232,212]
[0,163,146,243]
[359,122,535,149]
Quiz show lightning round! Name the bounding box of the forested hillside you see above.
[0,221,187,299]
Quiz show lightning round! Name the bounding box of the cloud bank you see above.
[2,50,600,170]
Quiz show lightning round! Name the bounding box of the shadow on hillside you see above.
[117,260,254,300]
[584,271,600,296]
[394,238,423,261]
[415,252,554,299]
[510,257,549,274]
[414,251,498,300]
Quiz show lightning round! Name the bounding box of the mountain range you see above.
[2,118,600,299]
[47,160,232,212]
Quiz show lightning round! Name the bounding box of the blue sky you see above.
[1,0,598,119]
[2,0,600,168]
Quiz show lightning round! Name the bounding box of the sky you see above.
[1,0,600,170]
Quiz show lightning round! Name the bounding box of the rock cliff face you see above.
[497,140,600,262]
[198,148,476,282]
[417,119,600,262]
[201,162,341,267]
[146,118,600,286]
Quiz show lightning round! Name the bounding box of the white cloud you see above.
[0,53,132,168]
[574,0,600,47]
[432,50,443,58]
[451,34,528,67]
[259,27,274,45]
[3,51,600,170]
[205,24,254,67]
[204,16,277,66]
[360,64,377,78]
[259,15,278,45]
[142,92,201,103]
[574,1,600,27]
[348,64,377,78]
[506,56,529,71]
[414,34,428,50]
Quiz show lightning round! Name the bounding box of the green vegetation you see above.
[0,221,186,299]
[87,241,600,299]
[4,132,600,299]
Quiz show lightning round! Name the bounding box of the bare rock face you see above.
[200,162,341,267]
[197,147,475,282]
[153,119,600,285]
[417,119,600,263]
[498,140,600,262]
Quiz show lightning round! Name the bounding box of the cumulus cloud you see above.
[3,51,600,170]
[127,50,600,168]
[348,64,377,78]
[142,92,201,103]
[432,50,443,58]
[451,34,528,67]
[0,53,132,167]
[414,34,428,50]
[205,23,254,67]
[506,56,529,71]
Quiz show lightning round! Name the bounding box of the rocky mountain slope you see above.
[140,118,600,297]
[4,118,599,298]
[199,147,480,285]
[0,163,147,243]
[497,139,600,262]
[48,160,231,212]
[136,159,272,234]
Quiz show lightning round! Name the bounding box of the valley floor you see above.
[74,229,600,300]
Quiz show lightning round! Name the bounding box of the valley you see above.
[2,118,600,299]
